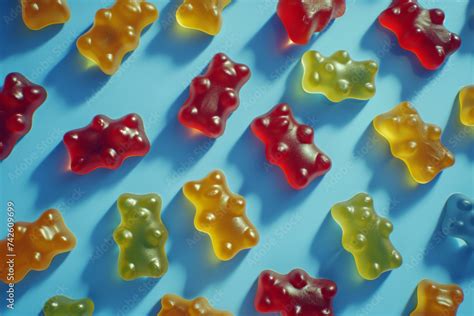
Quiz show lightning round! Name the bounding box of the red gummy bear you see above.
[178,53,251,138]
[0,73,47,160]
[255,269,337,316]
[378,0,461,70]
[251,103,331,190]
[63,113,150,174]
[277,0,346,45]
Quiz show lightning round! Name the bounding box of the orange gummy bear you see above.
[0,209,76,284]
[76,0,158,75]
[410,279,464,316]
[373,102,455,184]
[21,0,71,30]
[157,294,232,316]
[183,170,259,261]
[176,0,231,36]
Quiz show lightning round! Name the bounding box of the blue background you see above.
[0,0,473,315]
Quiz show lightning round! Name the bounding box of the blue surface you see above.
[0,0,473,315]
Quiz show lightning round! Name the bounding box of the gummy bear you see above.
[255,269,337,316]
[76,0,158,75]
[378,0,462,70]
[301,50,378,102]
[43,295,94,316]
[441,193,474,248]
[157,294,232,316]
[459,85,474,126]
[182,170,259,260]
[251,103,331,190]
[410,279,464,316]
[21,0,71,30]
[178,53,251,138]
[0,72,47,160]
[0,209,76,284]
[113,193,168,280]
[331,193,403,280]
[176,0,231,36]
[277,0,346,45]
[63,113,150,175]
[373,102,455,184]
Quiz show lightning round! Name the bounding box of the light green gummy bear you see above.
[331,193,402,280]
[113,193,169,280]
[43,295,94,316]
[301,50,378,102]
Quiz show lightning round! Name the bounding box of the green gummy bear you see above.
[301,50,378,103]
[113,193,169,280]
[43,295,94,316]
[330,193,402,280]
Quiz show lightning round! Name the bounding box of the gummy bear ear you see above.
[209,170,225,183]
[183,181,201,197]
[274,103,290,115]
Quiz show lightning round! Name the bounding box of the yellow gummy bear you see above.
[301,50,378,103]
[76,0,158,75]
[410,279,464,316]
[182,170,259,261]
[373,102,455,184]
[331,193,402,280]
[176,0,231,36]
[21,0,70,30]
[157,294,233,316]
[459,85,474,126]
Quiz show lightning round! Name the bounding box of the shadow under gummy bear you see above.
[311,212,389,314]
[227,128,322,225]
[146,1,212,64]
[163,190,247,297]
[81,203,160,314]
[354,125,438,217]
[359,20,443,102]
[30,142,142,210]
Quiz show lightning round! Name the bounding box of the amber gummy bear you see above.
[157,294,232,316]
[459,85,474,126]
[43,295,94,316]
[113,193,168,280]
[21,0,71,30]
[183,170,259,260]
[176,0,231,35]
[76,0,158,75]
[373,102,454,184]
[410,279,464,316]
[0,209,76,284]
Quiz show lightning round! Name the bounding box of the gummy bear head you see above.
[209,53,251,86]
[183,170,230,208]
[442,193,474,247]
[251,103,293,139]
[416,279,464,314]
[331,193,378,231]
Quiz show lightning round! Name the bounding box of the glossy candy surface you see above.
[0,72,47,160]
[21,0,70,30]
[178,53,251,138]
[251,103,331,189]
[182,170,259,260]
[277,0,346,45]
[43,295,94,316]
[255,269,337,316]
[176,0,231,35]
[76,0,158,75]
[157,294,232,316]
[301,50,378,102]
[410,279,464,316]
[113,193,168,280]
[441,193,474,248]
[0,209,76,284]
[378,0,461,70]
[331,193,403,280]
[63,113,150,175]
[373,102,455,184]
[459,85,474,126]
